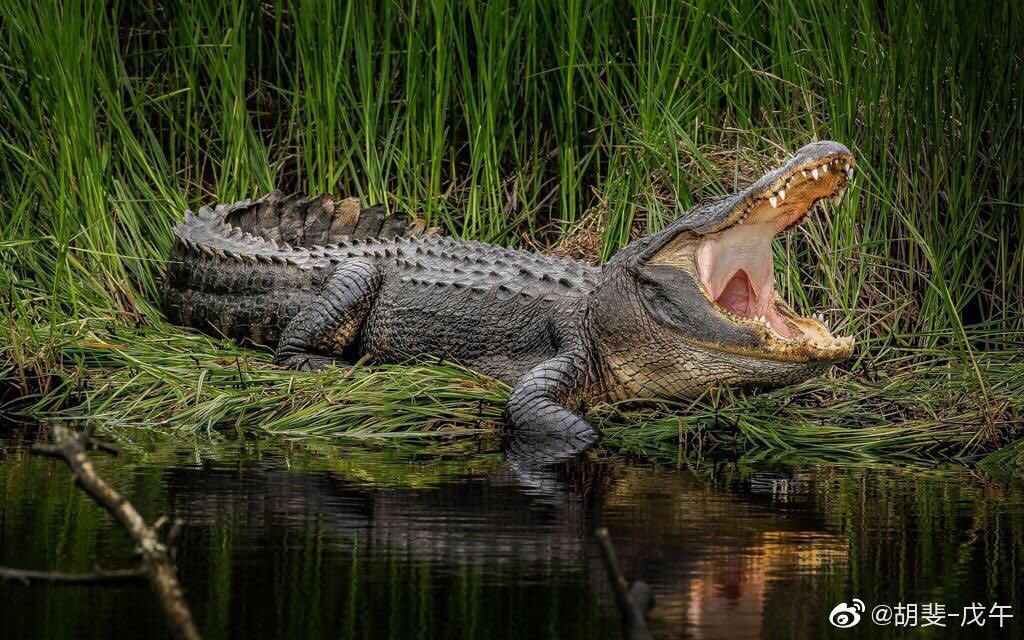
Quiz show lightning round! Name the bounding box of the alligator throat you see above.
[697,221,795,338]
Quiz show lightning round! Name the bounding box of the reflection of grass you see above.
[1,1,1022,464]
[3,427,1020,639]
[0,432,616,639]
[68,426,506,489]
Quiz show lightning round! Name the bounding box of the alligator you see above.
[165,141,856,445]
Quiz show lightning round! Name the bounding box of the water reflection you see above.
[676,531,846,638]
[0,428,1021,639]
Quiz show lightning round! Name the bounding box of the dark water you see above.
[1,426,1022,639]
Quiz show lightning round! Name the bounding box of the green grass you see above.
[1,0,1022,464]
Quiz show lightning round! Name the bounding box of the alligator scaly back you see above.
[165,192,598,350]
[163,192,434,346]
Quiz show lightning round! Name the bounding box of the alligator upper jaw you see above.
[695,149,857,362]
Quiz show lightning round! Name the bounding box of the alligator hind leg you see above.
[504,352,599,456]
[275,259,381,371]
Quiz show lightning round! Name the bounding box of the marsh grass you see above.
[1,1,1022,463]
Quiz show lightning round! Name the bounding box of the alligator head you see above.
[593,141,856,400]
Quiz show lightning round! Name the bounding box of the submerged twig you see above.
[595,527,653,640]
[0,567,146,586]
[3,424,202,640]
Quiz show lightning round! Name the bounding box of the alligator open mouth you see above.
[695,149,856,361]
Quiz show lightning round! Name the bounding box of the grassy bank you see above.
[1,1,1022,464]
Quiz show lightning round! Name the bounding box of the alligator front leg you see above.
[504,353,599,452]
[275,259,381,371]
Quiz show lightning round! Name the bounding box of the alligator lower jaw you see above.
[696,153,856,362]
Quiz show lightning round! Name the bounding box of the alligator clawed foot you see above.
[276,354,345,372]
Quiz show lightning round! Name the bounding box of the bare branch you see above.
[0,567,146,586]
[595,527,653,640]
[24,425,201,640]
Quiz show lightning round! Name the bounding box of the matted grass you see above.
[1,1,1022,464]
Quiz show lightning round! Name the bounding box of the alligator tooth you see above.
[834,185,847,203]
[811,168,819,180]
[779,189,786,201]
[802,170,808,177]
[821,164,829,173]
[844,163,850,172]
[769,196,778,208]
[830,194,842,207]
[846,167,854,179]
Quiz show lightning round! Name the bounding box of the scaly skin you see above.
[165,142,858,451]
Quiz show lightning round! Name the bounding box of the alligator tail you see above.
[163,192,432,347]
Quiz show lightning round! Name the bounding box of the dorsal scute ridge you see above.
[172,196,600,293]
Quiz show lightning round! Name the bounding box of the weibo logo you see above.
[829,599,866,628]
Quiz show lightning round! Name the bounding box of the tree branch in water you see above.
[595,527,653,640]
[0,424,202,640]
[0,567,146,586]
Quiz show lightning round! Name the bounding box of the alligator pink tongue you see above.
[716,270,758,316]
